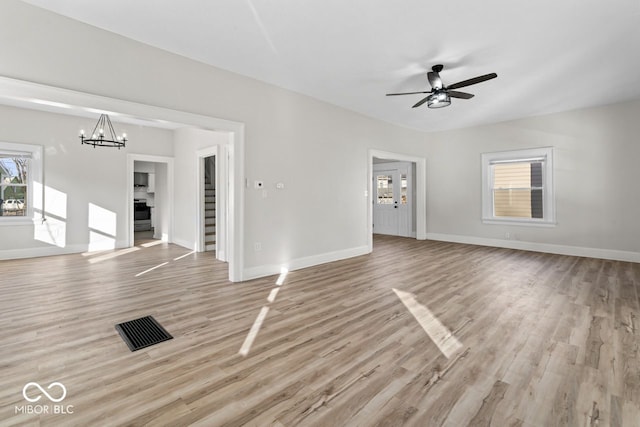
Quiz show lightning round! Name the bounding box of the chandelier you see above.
[79,114,127,148]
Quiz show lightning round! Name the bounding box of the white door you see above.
[373,163,411,236]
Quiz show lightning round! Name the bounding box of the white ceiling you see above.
[21,0,640,132]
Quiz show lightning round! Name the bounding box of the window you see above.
[0,142,42,224]
[481,147,555,226]
[376,174,393,204]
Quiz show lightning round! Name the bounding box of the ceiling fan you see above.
[386,64,497,109]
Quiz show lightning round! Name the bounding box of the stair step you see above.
[205,184,215,190]
[205,218,216,225]
[205,244,216,251]
[205,196,215,203]
[205,190,215,196]
[205,202,215,209]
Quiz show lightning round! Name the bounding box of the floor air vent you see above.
[115,316,173,351]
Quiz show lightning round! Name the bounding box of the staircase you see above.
[204,180,216,251]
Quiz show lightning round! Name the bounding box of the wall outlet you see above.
[254,242,262,252]
[505,232,511,239]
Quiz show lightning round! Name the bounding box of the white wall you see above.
[425,100,640,260]
[0,105,173,258]
[2,1,637,274]
[0,1,429,278]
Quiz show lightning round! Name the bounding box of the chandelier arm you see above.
[89,114,103,138]
[106,115,118,140]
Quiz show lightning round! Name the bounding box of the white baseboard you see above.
[171,238,195,251]
[426,232,640,263]
[0,240,128,260]
[243,245,371,281]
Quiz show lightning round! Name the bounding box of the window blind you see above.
[492,161,544,218]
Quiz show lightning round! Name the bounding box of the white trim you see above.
[127,154,175,247]
[0,76,245,282]
[243,245,370,281]
[172,237,194,251]
[426,232,640,263]
[482,218,557,227]
[368,150,427,252]
[481,146,555,226]
[0,218,38,227]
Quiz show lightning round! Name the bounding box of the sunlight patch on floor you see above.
[275,267,288,286]
[267,288,279,303]
[239,266,289,356]
[88,247,140,264]
[140,240,164,248]
[239,306,270,356]
[393,288,463,358]
[173,251,196,261]
[135,262,169,277]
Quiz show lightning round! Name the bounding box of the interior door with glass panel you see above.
[373,166,409,236]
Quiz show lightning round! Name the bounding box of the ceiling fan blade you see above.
[448,90,475,99]
[386,91,431,96]
[448,73,497,90]
[412,96,430,108]
[427,71,443,90]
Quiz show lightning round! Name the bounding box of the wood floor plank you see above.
[1,236,639,425]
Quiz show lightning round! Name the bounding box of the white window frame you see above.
[481,147,555,226]
[0,142,43,226]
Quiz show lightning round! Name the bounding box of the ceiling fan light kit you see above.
[427,91,451,109]
[387,64,497,110]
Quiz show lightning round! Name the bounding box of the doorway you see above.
[367,150,427,252]
[203,155,216,252]
[373,161,413,237]
[2,76,244,281]
[196,144,228,262]
[128,154,174,246]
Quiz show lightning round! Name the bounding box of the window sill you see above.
[0,217,39,226]
[482,217,556,227]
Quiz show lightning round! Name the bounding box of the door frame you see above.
[373,162,413,237]
[0,76,245,282]
[368,149,427,251]
[196,144,229,261]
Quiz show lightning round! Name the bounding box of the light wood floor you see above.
[1,236,639,426]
